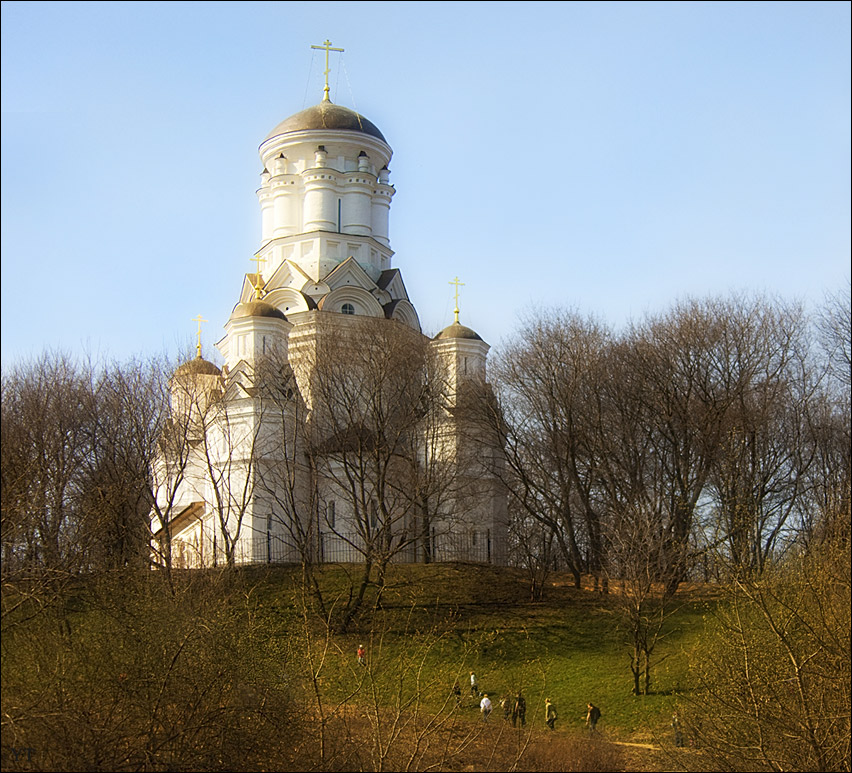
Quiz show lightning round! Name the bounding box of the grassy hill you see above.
[242,562,713,763]
[2,562,715,772]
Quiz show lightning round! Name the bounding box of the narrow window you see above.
[327,501,336,529]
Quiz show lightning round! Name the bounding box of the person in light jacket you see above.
[480,693,492,722]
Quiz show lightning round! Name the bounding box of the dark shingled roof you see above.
[265,101,386,143]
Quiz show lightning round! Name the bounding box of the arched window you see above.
[341,303,355,315]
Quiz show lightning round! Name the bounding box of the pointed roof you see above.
[324,256,376,291]
[377,268,410,301]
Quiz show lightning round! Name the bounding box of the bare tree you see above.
[679,539,851,772]
[290,316,446,631]
[795,387,852,550]
[611,295,813,591]
[815,282,851,393]
[254,353,323,594]
[76,357,169,572]
[489,309,612,590]
[605,504,683,696]
[700,298,816,576]
[1,352,94,576]
[149,354,216,579]
[196,371,264,568]
[506,502,558,601]
[800,284,852,549]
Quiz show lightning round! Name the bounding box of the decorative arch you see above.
[261,287,315,315]
[383,299,421,332]
[318,286,385,318]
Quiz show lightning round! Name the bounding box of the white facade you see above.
[152,91,506,568]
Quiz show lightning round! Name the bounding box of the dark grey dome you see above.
[230,300,287,321]
[265,101,386,143]
[434,322,483,341]
[174,356,222,377]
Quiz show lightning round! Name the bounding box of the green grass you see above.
[2,563,716,771]
[240,562,714,746]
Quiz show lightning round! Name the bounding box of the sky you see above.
[2,1,850,368]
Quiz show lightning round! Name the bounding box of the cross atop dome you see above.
[192,314,208,359]
[310,39,344,102]
[449,276,465,324]
[250,254,266,300]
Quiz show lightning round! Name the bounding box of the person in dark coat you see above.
[586,702,601,733]
[512,693,526,728]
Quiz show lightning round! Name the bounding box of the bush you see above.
[677,542,851,772]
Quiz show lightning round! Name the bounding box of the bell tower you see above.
[254,42,396,286]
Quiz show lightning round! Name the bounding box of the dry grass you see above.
[303,710,641,772]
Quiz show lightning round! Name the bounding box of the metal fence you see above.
[224,529,499,566]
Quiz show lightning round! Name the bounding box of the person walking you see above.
[586,702,601,733]
[512,692,526,728]
[545,698,557,731]
[500,695,511,720]
[357,644,366,666]
[480,693,492,722]
[671,712,684,747]
[469,671,478,696]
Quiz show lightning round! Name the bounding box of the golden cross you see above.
[192,314,208,359]
[449,277,465,324]
[250,253,266,299]
[311,39,344,102]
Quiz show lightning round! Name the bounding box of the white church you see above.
[152,51,507,570]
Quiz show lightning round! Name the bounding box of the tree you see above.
[196,372,263,568]
[605,504,682,696]
[254,353,322,584]
[1,352,94,576]
[815,283,851,393]
[2,569,302,772]
[701,298,815,576]
[679,540,851,772]
[77,358,166,571]
[490,309,612,590]
[799,285,852,549]
[291,316,453,631]
[609,295,817,590]
[618,298,747,593]
[148,353,214,580]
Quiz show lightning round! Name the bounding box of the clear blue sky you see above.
[2,1,850,367]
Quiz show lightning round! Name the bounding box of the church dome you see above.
[174,356,222,377]
[434,322,483,341]
[230,300,287,321]
[265,101,386,143]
